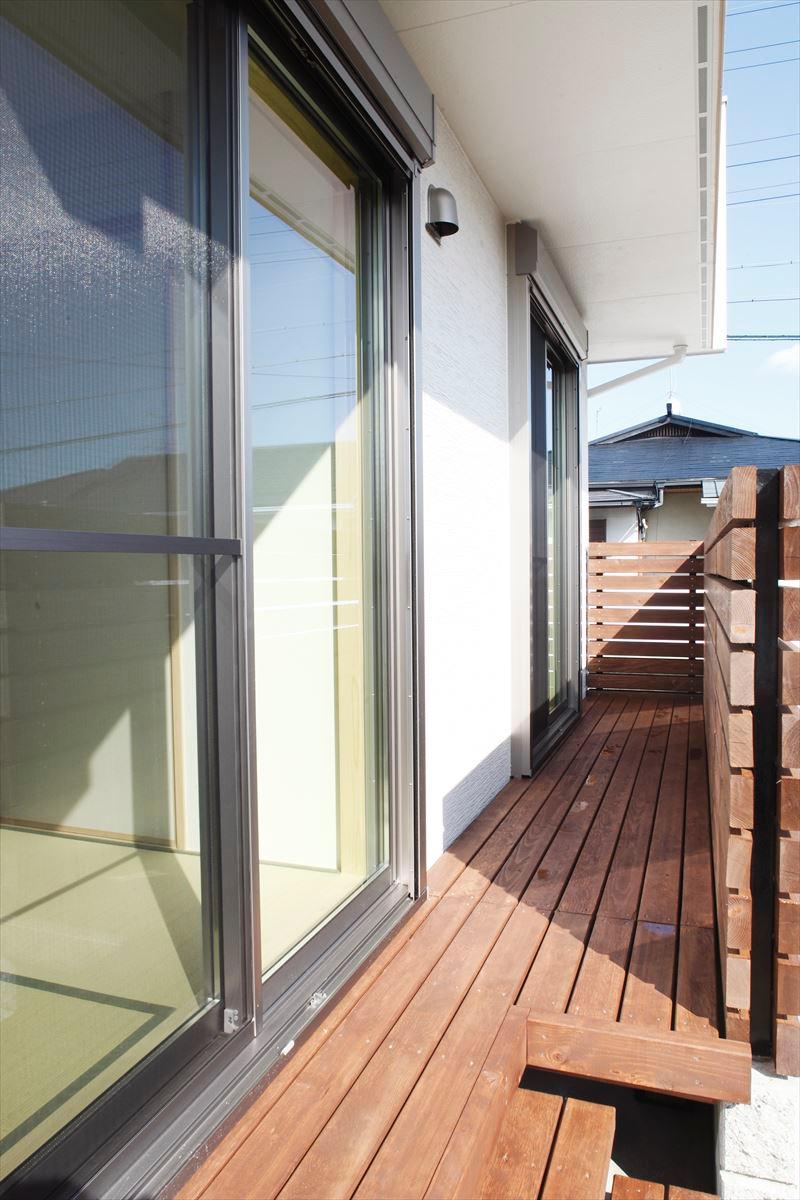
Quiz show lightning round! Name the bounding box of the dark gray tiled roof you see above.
[589,435,799,486]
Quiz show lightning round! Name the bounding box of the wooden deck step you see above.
[476,1088,615,1200]
[539,1096,616,1199]
[611,1179,718,1200]
[479,1088,561,1199]
[526,1012,751,1103]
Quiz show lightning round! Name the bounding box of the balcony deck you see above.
[178,695,749,1200]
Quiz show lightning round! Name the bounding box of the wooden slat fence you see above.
[587,541,704,694]
[776,464,799,1076]
[702,467,758,1045]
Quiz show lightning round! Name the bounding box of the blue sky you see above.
[588,0,800,442]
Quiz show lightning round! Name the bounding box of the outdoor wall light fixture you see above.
[426,186,459,243]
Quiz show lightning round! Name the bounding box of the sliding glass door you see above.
[0,1,415,1190]
[531,315,579,761]
[0,0,227,1179]
[246,47,391,986]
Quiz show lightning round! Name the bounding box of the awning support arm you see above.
[587,345,688,399]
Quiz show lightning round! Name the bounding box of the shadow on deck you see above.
[177,695,749,1200]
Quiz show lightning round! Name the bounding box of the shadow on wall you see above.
[440,739,513,854]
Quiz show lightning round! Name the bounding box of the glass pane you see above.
[0,0,208,535]
[247,55,387,977]
[0,551,216,1177]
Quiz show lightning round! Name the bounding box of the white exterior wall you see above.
[591,507,639,543]
[591,488,713,544]
[420,111,511,866]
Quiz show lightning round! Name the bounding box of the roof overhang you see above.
[380,0,726,362]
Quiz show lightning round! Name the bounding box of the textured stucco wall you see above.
[420,110,511,866]
[590,489,712,544]
[719,1061,800,1199]
[646,488,711,541]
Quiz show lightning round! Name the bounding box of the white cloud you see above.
[765,344,800,374]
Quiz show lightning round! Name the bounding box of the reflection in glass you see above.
[0,0,208,536]
[0,552,216,1177]
[545,356,567,713]
[248,56,387,976]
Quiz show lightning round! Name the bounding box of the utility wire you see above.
[725,39,800,53]
[728,192,800,205]
[728,180,799,192]
[727,334,800,339]
[728,259,797,268]
[728,133,799,145]
[725,56,800,72]
[728,153,800,167]
[728,3,800,16]
[728,296,800,303]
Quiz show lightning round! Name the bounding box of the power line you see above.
[728,296,800,303]
[727,3,800,16]
[728,153,800,167]
[728,180,799,192]
[728,133,799,145]
[725,39,800,53]
[727,334,800,340]
[728,192,800,205]
[728,259,798,268]
[724,56,800,72]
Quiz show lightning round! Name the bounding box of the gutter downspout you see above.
[587,344,688,399]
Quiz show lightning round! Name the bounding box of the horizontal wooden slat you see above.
[779,777,800,832]
[782,464,800,521]
[589,559,704,576]
[780,524,800,581]
[776,960,800,1018]
[589,674,701,694]
[589,623,703,643]
[775,1017,800,1076]
[777,898,800,955]
[781,586,800,641]
[779,835,800,894]
[589,641,703,659]
[704,527,756,582]
[590,578,704,596]
[704,600,754,707]
[588,657,698,676]
[589,541,703,557]
[703,575,755,644]
[591,605,702,625]
[526,1012,751,1103]
[782,711,800,769]
[779,645,800,706]
[704,466,757,553]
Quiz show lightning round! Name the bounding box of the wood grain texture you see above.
[540,1097,616,1200]
[703,576,755,644]
[781,464,800,521]
[704,527,755,582]
[426,1006,527,1200]
[526,1013,751,1103]
[780,524,800,582]
[704,466,757,551]
[478,1088,562,1200]
[611,1178,666,1200]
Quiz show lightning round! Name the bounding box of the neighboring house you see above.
[589,404,800,542]
[12,4,794,1199]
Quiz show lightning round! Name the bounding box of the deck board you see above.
[180,697,737,1200]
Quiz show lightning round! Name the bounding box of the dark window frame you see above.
[0,1,423,1195]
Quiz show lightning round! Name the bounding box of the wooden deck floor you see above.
[179,696,746,1200]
